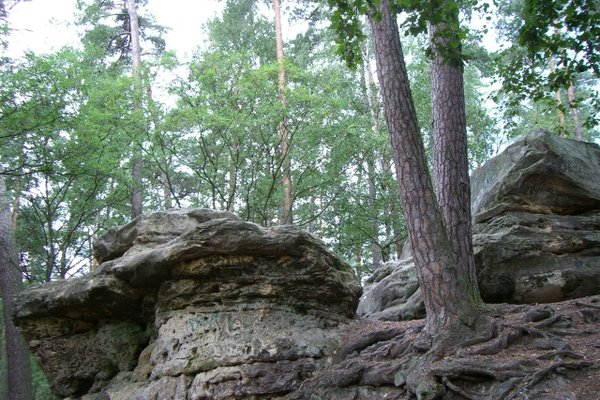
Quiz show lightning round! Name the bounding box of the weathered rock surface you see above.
[471,130,600,221]
[14,209,361,399]
[474,210,600,304]
[358,131,600,319]
[472,131,600,304]
[356,255,424,321]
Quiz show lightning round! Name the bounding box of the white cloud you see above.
[5,0,224,59]
[6,0,79,56]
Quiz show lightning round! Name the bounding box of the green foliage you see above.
[0,48,134,281]
[162,1,411,272]
[494,0,599,139]
[30,355,57,400]
[518,0,598,77]
[324,0,473,68]
[77,0,165,64]
[326,0,372,67]
[0,0,502,283]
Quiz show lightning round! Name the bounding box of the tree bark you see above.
[567,83,584,141]
[429,12,480,295]
[367,159,383,269]
[549,57,567,129]
[273,0,293,225]
[126,0,143,218]
[360,47,383,269]
[0,173,33,400]
[368,0,482,336]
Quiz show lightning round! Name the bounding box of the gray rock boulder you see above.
[14,209,361,399]
[356,254,424,321]
[474,211,600,304]
[358,131,600,318]
[471,129,600,222]
[472,131,600,304]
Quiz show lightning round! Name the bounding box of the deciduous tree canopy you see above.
[0,0,597,397]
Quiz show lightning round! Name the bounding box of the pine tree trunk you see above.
[368,0,482,336]
[126,0,143,218]
[429,15,480,295]
[0,173,33,400]
[273,0,292,225]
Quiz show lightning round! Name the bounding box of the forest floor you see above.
[297,294,600,399]
[492,295,600,400]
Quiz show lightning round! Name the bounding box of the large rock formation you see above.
[12,131,600,399]
[470,130,600,220]
[14,209,361,399]
[472,131,600,304]
[358,131,600,319]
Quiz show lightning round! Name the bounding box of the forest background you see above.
[0,0,598,397]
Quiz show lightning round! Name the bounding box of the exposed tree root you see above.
[402,301,598,399]
[442,376,478,400]
[575,301,600,310]
[503,360,593,400]
[291,296,600,400]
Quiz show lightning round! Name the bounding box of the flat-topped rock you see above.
[14,209,361,398]
[471,129,600,222]
[93,208,242,263]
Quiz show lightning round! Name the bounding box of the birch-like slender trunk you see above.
[126,0,143,218]
[273,0,292,225]
[567,83,584,141]
[549,57,567,129]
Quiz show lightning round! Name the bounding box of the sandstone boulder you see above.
[358,131,600,318]
[14,209,361,399]
[471,129,600,221]
[356,256,424,321]
[472,131,600,304]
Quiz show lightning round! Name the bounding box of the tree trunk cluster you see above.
[368,0,483,337]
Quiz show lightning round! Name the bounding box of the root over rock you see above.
[292,295,600,400]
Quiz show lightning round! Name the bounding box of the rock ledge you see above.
[14,209,361,399]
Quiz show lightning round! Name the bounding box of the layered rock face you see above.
[14,209,361,399]
[472,131,600,304]
[358,131,600,319]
